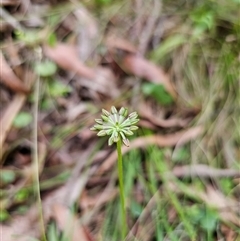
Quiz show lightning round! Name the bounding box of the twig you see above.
[0,7,24,31]
[32,47,47,241]
[171,164,240,178]
[138,0,161,55]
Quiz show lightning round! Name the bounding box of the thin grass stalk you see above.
[33,47,47,241]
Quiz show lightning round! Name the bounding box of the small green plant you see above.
[0,170,16,185]
[13,111,33,128]
[142,83,174,105]
[90,106,139,239]
[0,209,10,222]
[34,60,57,77]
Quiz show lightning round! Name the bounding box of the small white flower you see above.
[90,106,139,147]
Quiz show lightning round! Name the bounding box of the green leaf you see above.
[15,188,29,202]
[96,0,112,5]
[15,30,40,45]
[219,178,233,195]
[187,205,204,224]
[48,80,72,97]
[130,201,143,218]
[47,33,57,47]
[172,147,190,163]
[0,210,10,222]
[142,83,174,105]
[40,99,54,111]
[200,209,218,231]
[151,34,186,61]
[47,222,59,241]
[47,14,61,27]
[13,112,32,128]
[191,10,215,38]
[0,170,16,184]
[34,60,57,77]
[16,206,29,215]
[191,8,215,30]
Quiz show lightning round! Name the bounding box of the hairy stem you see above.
[117,139,127,239]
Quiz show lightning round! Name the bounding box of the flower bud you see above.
[123,129,134,136]
[130,119,139,125]
[94,124,103,130]
[111,106,118,114]
[101,115,109,122]
[120,118,132,127]
[130,125,138,131]
[102,109,110,116]
[129,112,138,119]
[106,129,113,135]
[123,138,130,147]
[119,107,128,117]
[97,130,107,136]
[95,119,103,124]
[118,115,125,125]
[108,136,114,146]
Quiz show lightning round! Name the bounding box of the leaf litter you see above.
[0,1,239,240]
[0,51,30,94]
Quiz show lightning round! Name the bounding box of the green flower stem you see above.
[117,139,127,238]
[90,106,139,239]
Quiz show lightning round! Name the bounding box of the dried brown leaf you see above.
[105,35,137,53]
[80,66,119,97]
[1,0,20,6]
[0,70,35,160]
[52,203,95,241]
[221,224,238,241]
[43,43,95,79]
[2,186,75,241]
[0,95,25,157]
[74,8,98,61]
[80,188,117,210]
[0,206,41,241]
[0,52,29,94]
[43,43,118,97]
[74,8,98,39]
[169,183,240,227]
[126,192,158,241]
[139,119,158,130]
[172,164,240,178]
[139,102,188,128]
[66,103,88,122]
[203,186,240,226]
[99,126,203,173]
[122,54,177,98]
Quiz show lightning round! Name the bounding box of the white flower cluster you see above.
[90,106,139,146]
